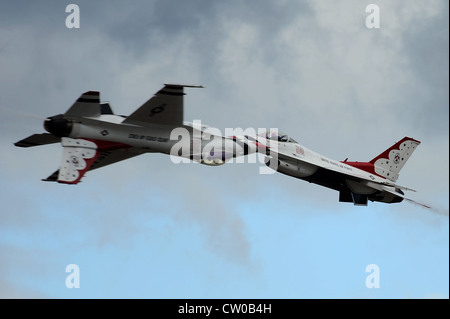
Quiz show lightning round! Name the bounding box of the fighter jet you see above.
[252,130,427,207]
[14,84,256,184]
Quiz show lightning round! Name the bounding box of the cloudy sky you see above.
[0,0,448,299]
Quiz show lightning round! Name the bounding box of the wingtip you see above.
[402,136,421,144]
[163,83,204,89]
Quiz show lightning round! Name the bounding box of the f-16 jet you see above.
[14,84,256,184]
[252,130,427,207]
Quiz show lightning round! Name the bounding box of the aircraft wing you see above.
[43,138,143,184]
[122,84,203,127]
[14,133,61,147]
[361,180,432,209]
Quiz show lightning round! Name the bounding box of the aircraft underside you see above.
[281,168,404,206]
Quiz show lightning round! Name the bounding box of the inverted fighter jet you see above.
[253,130,427,207]
[14,84,255,184]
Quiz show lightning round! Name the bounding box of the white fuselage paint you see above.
[69,115,253,165]
[257,137,388,185]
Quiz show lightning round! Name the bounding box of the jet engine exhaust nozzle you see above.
[44,114,73,137]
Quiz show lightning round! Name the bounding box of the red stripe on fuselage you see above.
[84,139,131,151]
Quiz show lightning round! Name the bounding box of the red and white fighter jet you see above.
[253,131,427,207]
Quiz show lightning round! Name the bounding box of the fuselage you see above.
[261,137,387,184]
[251,133,404,204]
[44,114,255,165]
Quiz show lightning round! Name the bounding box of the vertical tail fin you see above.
[369,137,421,182]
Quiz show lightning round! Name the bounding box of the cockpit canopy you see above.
[258,130,298,143]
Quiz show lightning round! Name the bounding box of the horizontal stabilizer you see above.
[14,133,60,148]
[363,180,432,209]
[64,91,101,119]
